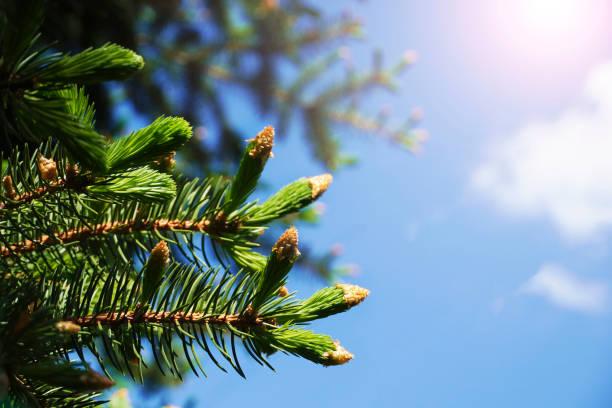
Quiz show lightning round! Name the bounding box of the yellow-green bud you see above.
[335,283,370,308]
[142,241,170,301]
[2,175,15,198]
[322,341,353,366]
[308,173,332,200]
[272,226,300,261]
[38,153,58,181]
[148,241,170,271]
[248,126,275,165]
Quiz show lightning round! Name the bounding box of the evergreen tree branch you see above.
[69,310,269,331]
[1,148,173,212]
[0,218,226,257]
[0,6,375,401]
[0,178,67,210]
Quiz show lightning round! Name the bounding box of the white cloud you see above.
[520,264,608,313]
[472,61,612,241]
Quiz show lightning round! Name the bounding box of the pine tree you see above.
[0,3,370,407]
[33,0,426,284]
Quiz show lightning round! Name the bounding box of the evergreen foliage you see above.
[32,0,426,284]
[0,2,370,407]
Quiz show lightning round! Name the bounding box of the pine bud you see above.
[322,341,353,366]
[248,126,275,165]
[65,163,79,178]
[2,175,15,199]
[148,241,170,271]
[55,321,81,334]
[308,173,332,200]
[252,228,300,310]
[65,163,82,187]
[38,153,58,181]
[272,227,300,261]
[142,241,170,301]
[154,151,176,171]
[278,286,289,297]
[227,126,276,212]
[335,283,369,308]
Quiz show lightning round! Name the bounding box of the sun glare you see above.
[518,0,586,36]
[472,0,611,85]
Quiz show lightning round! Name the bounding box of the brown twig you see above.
[1,170,92,211]
[71,309,264,331]
[1,215,237,257]
[0,180,66,210]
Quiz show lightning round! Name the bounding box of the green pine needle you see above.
[37,43,144,85]
[12,90,107,172]
[87,167,176,202]
[106,116,192,172]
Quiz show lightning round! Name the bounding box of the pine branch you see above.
[244,173,332,224]
[1,146,174,212]
[0,178,67,210]
[0,6,375,401]
[19,228,367,381]
[69,310,268,331]
[1,217,233,257]
[225,125,275,213]
[35,43,144,85]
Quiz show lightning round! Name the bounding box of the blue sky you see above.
[126,1,612,406]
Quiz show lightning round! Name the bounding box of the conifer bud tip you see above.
[248,126,275,164]
[148,241,170,270]
[308,173,332,200]
[38,153,57,181]
[2,175,15,198]
[322,341,353,365]
[154,152,176,171]
[272,227,300,260]
[336,283,369,307]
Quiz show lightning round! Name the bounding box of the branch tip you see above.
[248,125,275,163]
[308,173,332,200]
[2,175,15,199]
[65,163,79,179]
[322,341,353,366]
[336,283,369,308]
[148,241,170,269]
[273,226,300,260]
[37,153,58,181]
[154,151,176,171]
